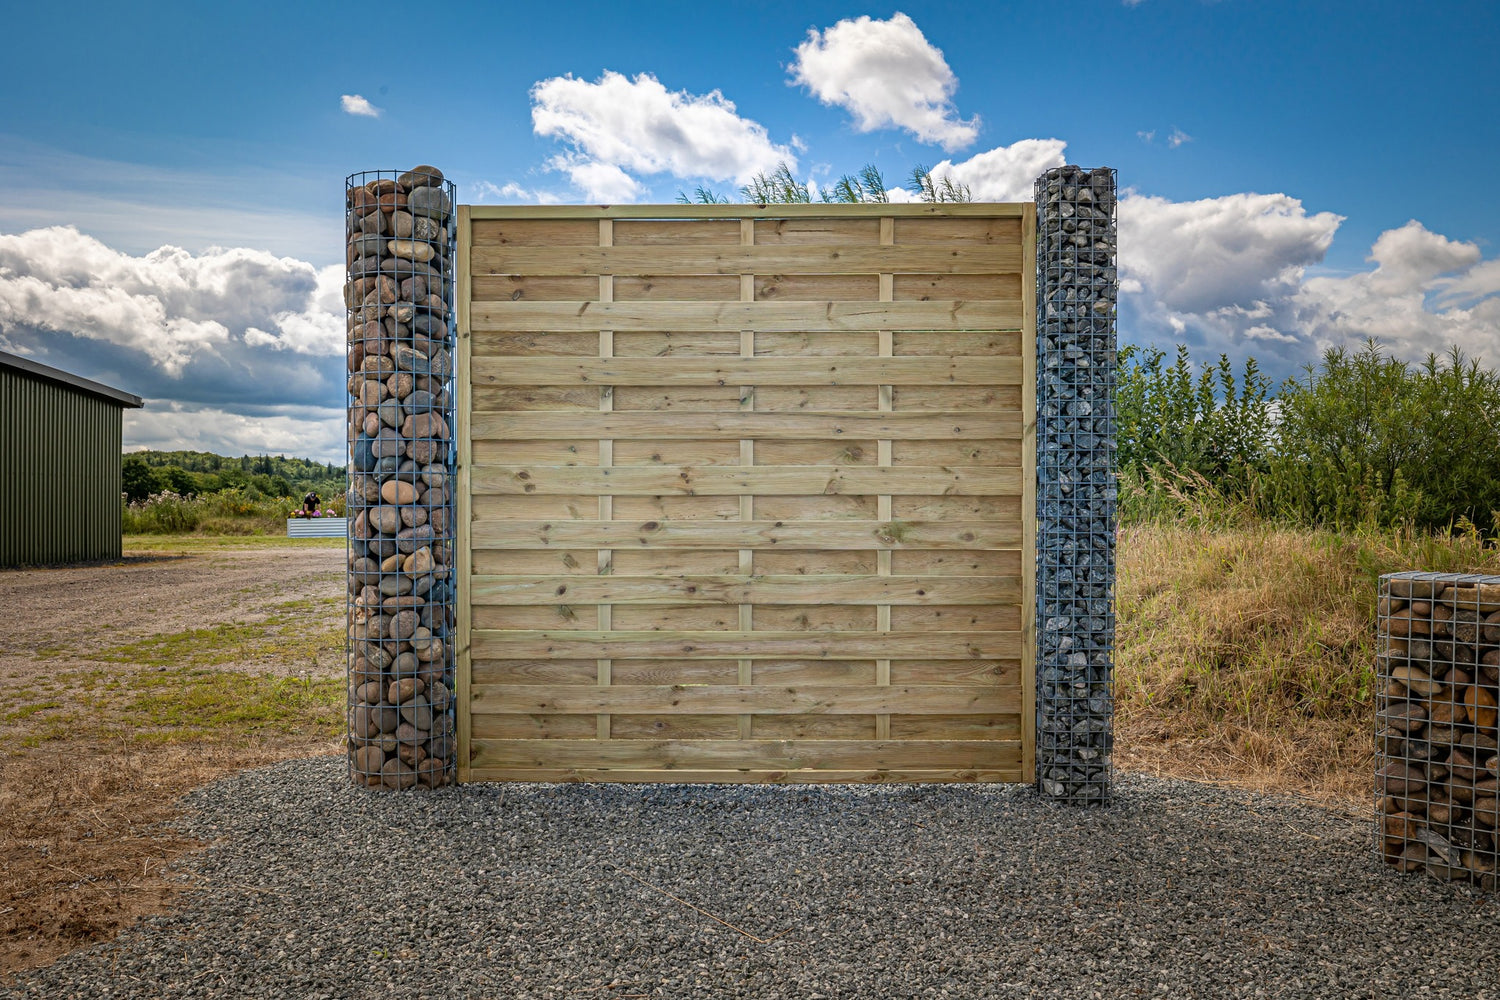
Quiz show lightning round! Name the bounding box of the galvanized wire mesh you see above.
[344,167,458,790]
[1034,166,1117,805]
[1376,571,1500,887]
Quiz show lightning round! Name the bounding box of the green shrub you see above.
[1117,340,1500,535]
[1267,342,1500,532]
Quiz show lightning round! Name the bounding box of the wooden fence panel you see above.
[457,204,1034,783]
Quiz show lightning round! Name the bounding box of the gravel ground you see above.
[4,758,1496,1000]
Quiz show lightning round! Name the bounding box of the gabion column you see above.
[1034,166,1118,804]
[344,166,458,790]
[1376,572,1500,888]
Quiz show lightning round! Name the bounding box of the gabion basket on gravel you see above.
[1375,571,1500,887]
[343,167,458,790]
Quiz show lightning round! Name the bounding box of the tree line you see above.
[121,450,345,503]
[1117,341,1500,533]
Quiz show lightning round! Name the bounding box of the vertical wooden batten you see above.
[455,202,475,784]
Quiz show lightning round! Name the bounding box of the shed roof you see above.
[0,351,144,408]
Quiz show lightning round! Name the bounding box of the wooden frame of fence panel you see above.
[456,203,1035,784]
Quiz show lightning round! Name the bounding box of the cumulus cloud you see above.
[341,94,382,118]
[125,401,347,463]
[470,181,564,205]
[1119,191,1342,318]
[1118,193,1500,378]
[1167,128,1192,148]
[790,12,979,151]
[1296,222,1500,364]
[0,226,347,460]
[921,138,1069,202]
[530,71,794,199]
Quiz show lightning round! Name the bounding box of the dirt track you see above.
[0,545,345,680]
[0,543,346,977]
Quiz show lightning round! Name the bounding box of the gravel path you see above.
[4,758,1496,999]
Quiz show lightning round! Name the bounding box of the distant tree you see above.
[121,456,163,502]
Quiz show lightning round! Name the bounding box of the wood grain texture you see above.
[469,738,1023,771]
[471,356,1021,386]
[471,629,1022,659]
[471,684,1023,717]
[469,518,1020,549]
[470,573,1021,606]
[472,410,1020,441]
[456,205,1033,785]
[470,298,1022,333]
[471,465,1023,497]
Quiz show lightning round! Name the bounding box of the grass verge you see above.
[1115,522,1500,801]
[123,534,344,553]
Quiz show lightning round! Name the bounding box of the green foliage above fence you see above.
[1118,340,1500,534]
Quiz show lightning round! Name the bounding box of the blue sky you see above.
[2,1,1497,463]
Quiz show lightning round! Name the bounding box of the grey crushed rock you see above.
[4,758,1497,999]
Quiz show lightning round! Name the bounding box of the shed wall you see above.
[0,366,125,567]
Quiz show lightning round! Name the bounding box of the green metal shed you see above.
[0,352,144,567]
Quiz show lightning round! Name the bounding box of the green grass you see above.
[119,668,343,741]
[123,534,344,553]
[2,701,61,723]
[80,601,344,670]
[4,667,343,748]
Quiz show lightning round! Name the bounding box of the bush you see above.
[1117,340,1500,534]
[121,491,202,534]
[121,488,304,535]
[1268,342,1500,532]
[1116,344,1272,496]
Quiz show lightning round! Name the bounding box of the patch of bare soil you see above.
[0,546,345,978]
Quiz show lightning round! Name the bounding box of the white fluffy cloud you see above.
[341,94,382,118]
[0,226,342,373]
[1296,222,1500,363]
[531,71,795,200]
[0,226,348,460]
[790,13,978,151]
[1118,194,1500,377]
[1119,192,1342,317]
[125,401,347,462]
[921,138,1068,202]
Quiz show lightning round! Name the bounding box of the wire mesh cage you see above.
[1034,166,1118,805]
[1376,571,1500,887]
[344,167,458,790]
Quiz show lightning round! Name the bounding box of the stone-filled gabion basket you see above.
[1034,166,1118,805]
[1376,572,1500,887]
[344,166,457,790]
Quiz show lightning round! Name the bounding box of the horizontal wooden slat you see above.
[472,245,1020,277]
[466,767,1023,784]
[469,738,1023,771]
[471,356,1021,387]
[470,684,1019,716]
[467,203,1027,220]
[471,574,1019,606]
[471,517,1023,551]
[469,300,1022,332]
[471,465,1022,497]
[472,630,1022,659]
[470,519,1015,550]
[472,299,1023,333]
[471,411,1020,441]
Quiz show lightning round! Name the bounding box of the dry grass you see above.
[1115,522,1500,803]
[0,738,336,976]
